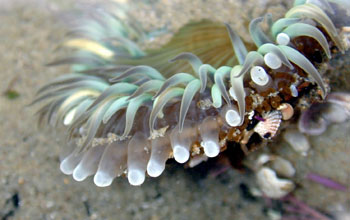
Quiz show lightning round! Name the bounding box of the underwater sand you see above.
[0,0,349,219]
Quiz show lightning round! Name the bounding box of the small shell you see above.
[255,154,295,178]
[254,111,282,139]
[322,102,349,124]
[283,129,310,156]
[277,103,294,120]
[298,103,328,136]
[326,92,350,116]
[256,167,295,199]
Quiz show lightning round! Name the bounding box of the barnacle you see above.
[32,0,349,187]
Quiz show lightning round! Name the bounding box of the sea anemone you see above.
[32,0,349,187]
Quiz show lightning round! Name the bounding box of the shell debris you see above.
[254,111,282,139]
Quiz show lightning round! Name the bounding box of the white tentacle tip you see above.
[60,160,73,175]
[173,145,190,163]
[147,161,165,177]
[72,166,88,182]
[225,109,241,127]
[201,141,220,157]
[127,169,145,186]
[94,172,113,187]
[264,53,282,69]
[276,33,290,45]
[250,66,269,86]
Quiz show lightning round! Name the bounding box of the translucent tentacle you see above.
[229,65,246,126]
[286,3,344,52]
[278,45,326,98]
[149,88,184,134]
[257,43,294,69]
[294,0,335,15]
[153,73,195,98]
[211,84,223,108]
[282,23,331,58]
[213,66,232,105]
[36,74,105,95]
[109,65,165,82]
[179,79,201,132]
[249,17,273,47]
[271,18,302,38]
[224,23,248,65]
[87,82,138,110]
[57,90,98,125]
[199,64,216,93]
[102,96,129,123]
[232,51,264,78]
[128,80,164,100]
[31,79,108,106]
[72,99,94,125]
[121,94,152,138]
[78,98,115,153]
[169,52,203,75]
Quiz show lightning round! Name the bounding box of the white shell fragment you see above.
[255,154,295,178]
[250,66,270,86]
[256,167,295,199]
[283,129,310,156]
[254,111,282,139]
[278,103,294,120]
[264,52,282,69]
[276,33,290,45]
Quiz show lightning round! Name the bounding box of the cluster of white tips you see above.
[264,52,282,69]
[60,117,223,187]
[276,33,290,45]
[60,152,82,175]
[72,146,105,182]
[250,66,270,86]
